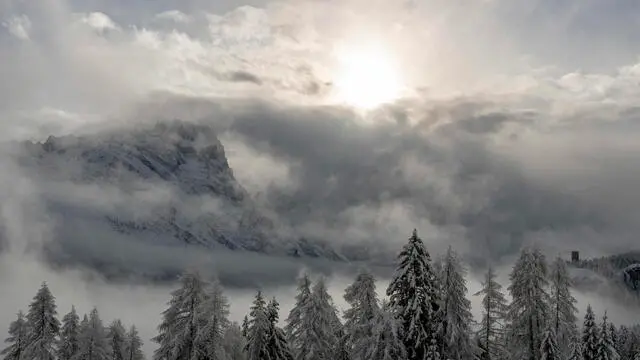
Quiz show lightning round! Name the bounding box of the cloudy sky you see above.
[2,0,640,354]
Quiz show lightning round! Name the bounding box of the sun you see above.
[331,41,404,110]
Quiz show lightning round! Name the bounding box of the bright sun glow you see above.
[332,42,404,110]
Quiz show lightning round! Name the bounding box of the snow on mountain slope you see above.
[14,121,343,280]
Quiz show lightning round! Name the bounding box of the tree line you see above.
[4,229,640,360]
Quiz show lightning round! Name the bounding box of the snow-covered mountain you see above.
[15,121,344,280]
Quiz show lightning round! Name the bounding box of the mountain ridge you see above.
[12,120,348,282]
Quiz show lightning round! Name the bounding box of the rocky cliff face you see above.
[14,121,342,281]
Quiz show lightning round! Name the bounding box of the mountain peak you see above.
[16,120,343,281]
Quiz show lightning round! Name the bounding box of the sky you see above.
[2,0,640,355]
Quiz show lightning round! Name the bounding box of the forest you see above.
[3,229,640,360]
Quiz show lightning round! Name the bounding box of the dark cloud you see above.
[225,70,263,85]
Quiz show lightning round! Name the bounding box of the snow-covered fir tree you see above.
[343,268,380,360]
[306,277,340,360]
[24,283,61,360]
[153,272,208,360]
[284,274,312,360]
[367,302,406,360]
[540,327,560,360]
[223,323,246,360]
[597,313,620,360]
[266,298,293,360]
[568,332,583,360]
[506,247,550,360]
[108,320,126,360]
[549,256,578,356]
[474,267,508,360]
[1,311,29,360]
[195,279,230,360]
[610,324,620,358]
[386,229,443,360]
[245,292,270,360]
[75,308,111,360]
[617,326,635,360]
[241,317,249,339]
[333,330,351,360]
[58,307,80,360]
[583,305,600,360]
[440,246,475,360]
[123,327,144,360]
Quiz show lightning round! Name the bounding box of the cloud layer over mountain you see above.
[2,0,640,266]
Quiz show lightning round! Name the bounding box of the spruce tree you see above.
[540,327,560,360]
[549,257,578,356]
[58,307,80,360]
[266,298,293,360]
[153,272,207,360]
[223,323,246,360]
[284,274,312,359]
[440,246,475,360]
[343,269,379,360]
[245,292,270,360]
[597,313,620,360]
[1,311,29,360]
[568,333,583,360]
[306,278,340,360]
[75,308,111,360]
[241,317,249,339]
[195,279,230,360]
[123,326,144,360]
[386,229,443,360]
[108,320,126,360]
[474,267,508,360]
[368,303,406,360]
[582,305,599,360]
[506,247,550,360]
[24,283,61,360]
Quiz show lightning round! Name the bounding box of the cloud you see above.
[1,0,640,353]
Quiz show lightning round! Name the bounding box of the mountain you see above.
[567,252,640,305]
[13,121,345,282]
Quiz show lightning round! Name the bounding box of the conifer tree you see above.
[568,333,583,360]
[617,326,634,360]
[597,313,620,360]
[266,298,293,360]
[153,272,207,360]
[58,307,80,360]
[540,327,560,360]
[108,320,126,360]
[343,269,379,360]
[75,308,111,360]
[386,229,443,360]
[241,317,249,339]
[582,305,599,360]
[306,277,340,360]
[284,274,312,359]
[123,327,144,360]
[474,267,508,360]
[368,303,406,360]
[549,257,578,355]
[195,279,230,360]
[1,311,29,360]
[333,330,351,360]
[24,283,61,360]
[440,246,475,360]
[506,247,550,360]
[223,323,246,360]
[245,292,270,360]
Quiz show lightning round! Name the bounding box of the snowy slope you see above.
[16,121,343,279]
